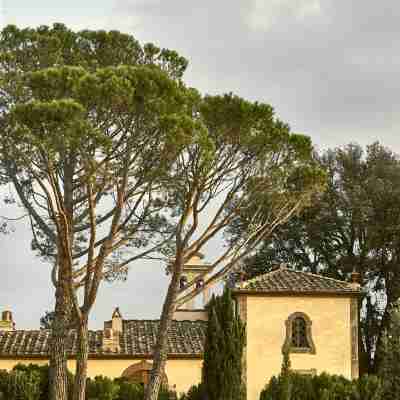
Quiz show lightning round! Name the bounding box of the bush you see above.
[260,372,384,400]
[0,370,8,400]
[179,384,205,400]
[3,368,42,400]
[13,364,50,400]
[355,375,383,400]
[114,377,144,400]
[86,375,120,400]
[85,375,174,400]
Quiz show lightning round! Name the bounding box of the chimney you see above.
[350,270,361,290]
[0,310,15,331]
[102,307,123,352]
[111,307,123,334]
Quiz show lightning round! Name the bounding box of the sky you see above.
[1,0,400,329]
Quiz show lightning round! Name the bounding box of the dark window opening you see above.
[291,317,309,348]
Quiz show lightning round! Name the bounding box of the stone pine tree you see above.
[202,289,246,400]
[379,302,400,399]
[145,93,326,400]
[0,24,190,400]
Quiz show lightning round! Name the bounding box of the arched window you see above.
[179,275,188,289]
[292,316,309,348]
[283,312,316,354]
[122,361,168,388]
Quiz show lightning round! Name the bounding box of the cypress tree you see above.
[379,302,400,400]
[280,349,292,400]
[202,289,246,400]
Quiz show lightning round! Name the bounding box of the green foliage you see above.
[85,375,173,400]
[178,384,204,400]
[0,370,8,398]
[12,364,49,400]
[6,363,74,400]
[0,367,174,400]
[260,372,384,400]
[82,374,174,400]
[280,350,292,400]
[40,311,55,330]
[378,303,400,399]
[2,368,42,400]
[86,375,120,400]
[202,289,246,400]
[113,377,144,400]
[237,142,400,374]
[0,22,191,267]
[355,375,383,400]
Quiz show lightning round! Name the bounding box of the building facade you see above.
[0,266,361,400]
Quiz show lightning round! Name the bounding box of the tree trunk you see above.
[73,319,89,400]
[145,260,183,400]
[49,282,70,400]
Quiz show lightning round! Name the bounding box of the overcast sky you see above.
[1,0,400,329]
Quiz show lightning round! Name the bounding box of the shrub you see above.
[86,376,120,400]
[0,370,8,400]
[179,384,205,400]
[114,377,144,400]
[85,376,174,400]
[355,375,383,400]
[13,364,50,400]
[3,368,42,400]
[260,372,384,400]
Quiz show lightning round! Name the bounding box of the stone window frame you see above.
[283,312,316,355]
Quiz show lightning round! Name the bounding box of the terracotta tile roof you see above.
[236,267,361,295]
[121,320,206,356]
[0,320,206,358]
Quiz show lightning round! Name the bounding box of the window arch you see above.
[121,361,168,388]
[283,312,316,354]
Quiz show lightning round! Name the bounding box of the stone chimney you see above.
[0,310,15,331]
[102,307,123,352]
[350,270,361,290]
[111,307,123,334]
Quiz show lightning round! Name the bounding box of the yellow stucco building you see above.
[0,266,361,400]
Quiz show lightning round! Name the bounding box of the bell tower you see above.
[0,310,15,331]
[178,252,213,309]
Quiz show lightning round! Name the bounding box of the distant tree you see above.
[145,93,325,400]
[235,143,400,374]
[202,289,246,400]
[0,24,189,400]
[40,311,55,330]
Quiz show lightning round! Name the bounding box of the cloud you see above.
[245,0,323,31]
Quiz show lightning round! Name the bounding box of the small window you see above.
[291,317,309,348]
[283,312,316,354]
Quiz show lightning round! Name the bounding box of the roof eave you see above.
[232,289,363,298]
[0,353,203,360]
